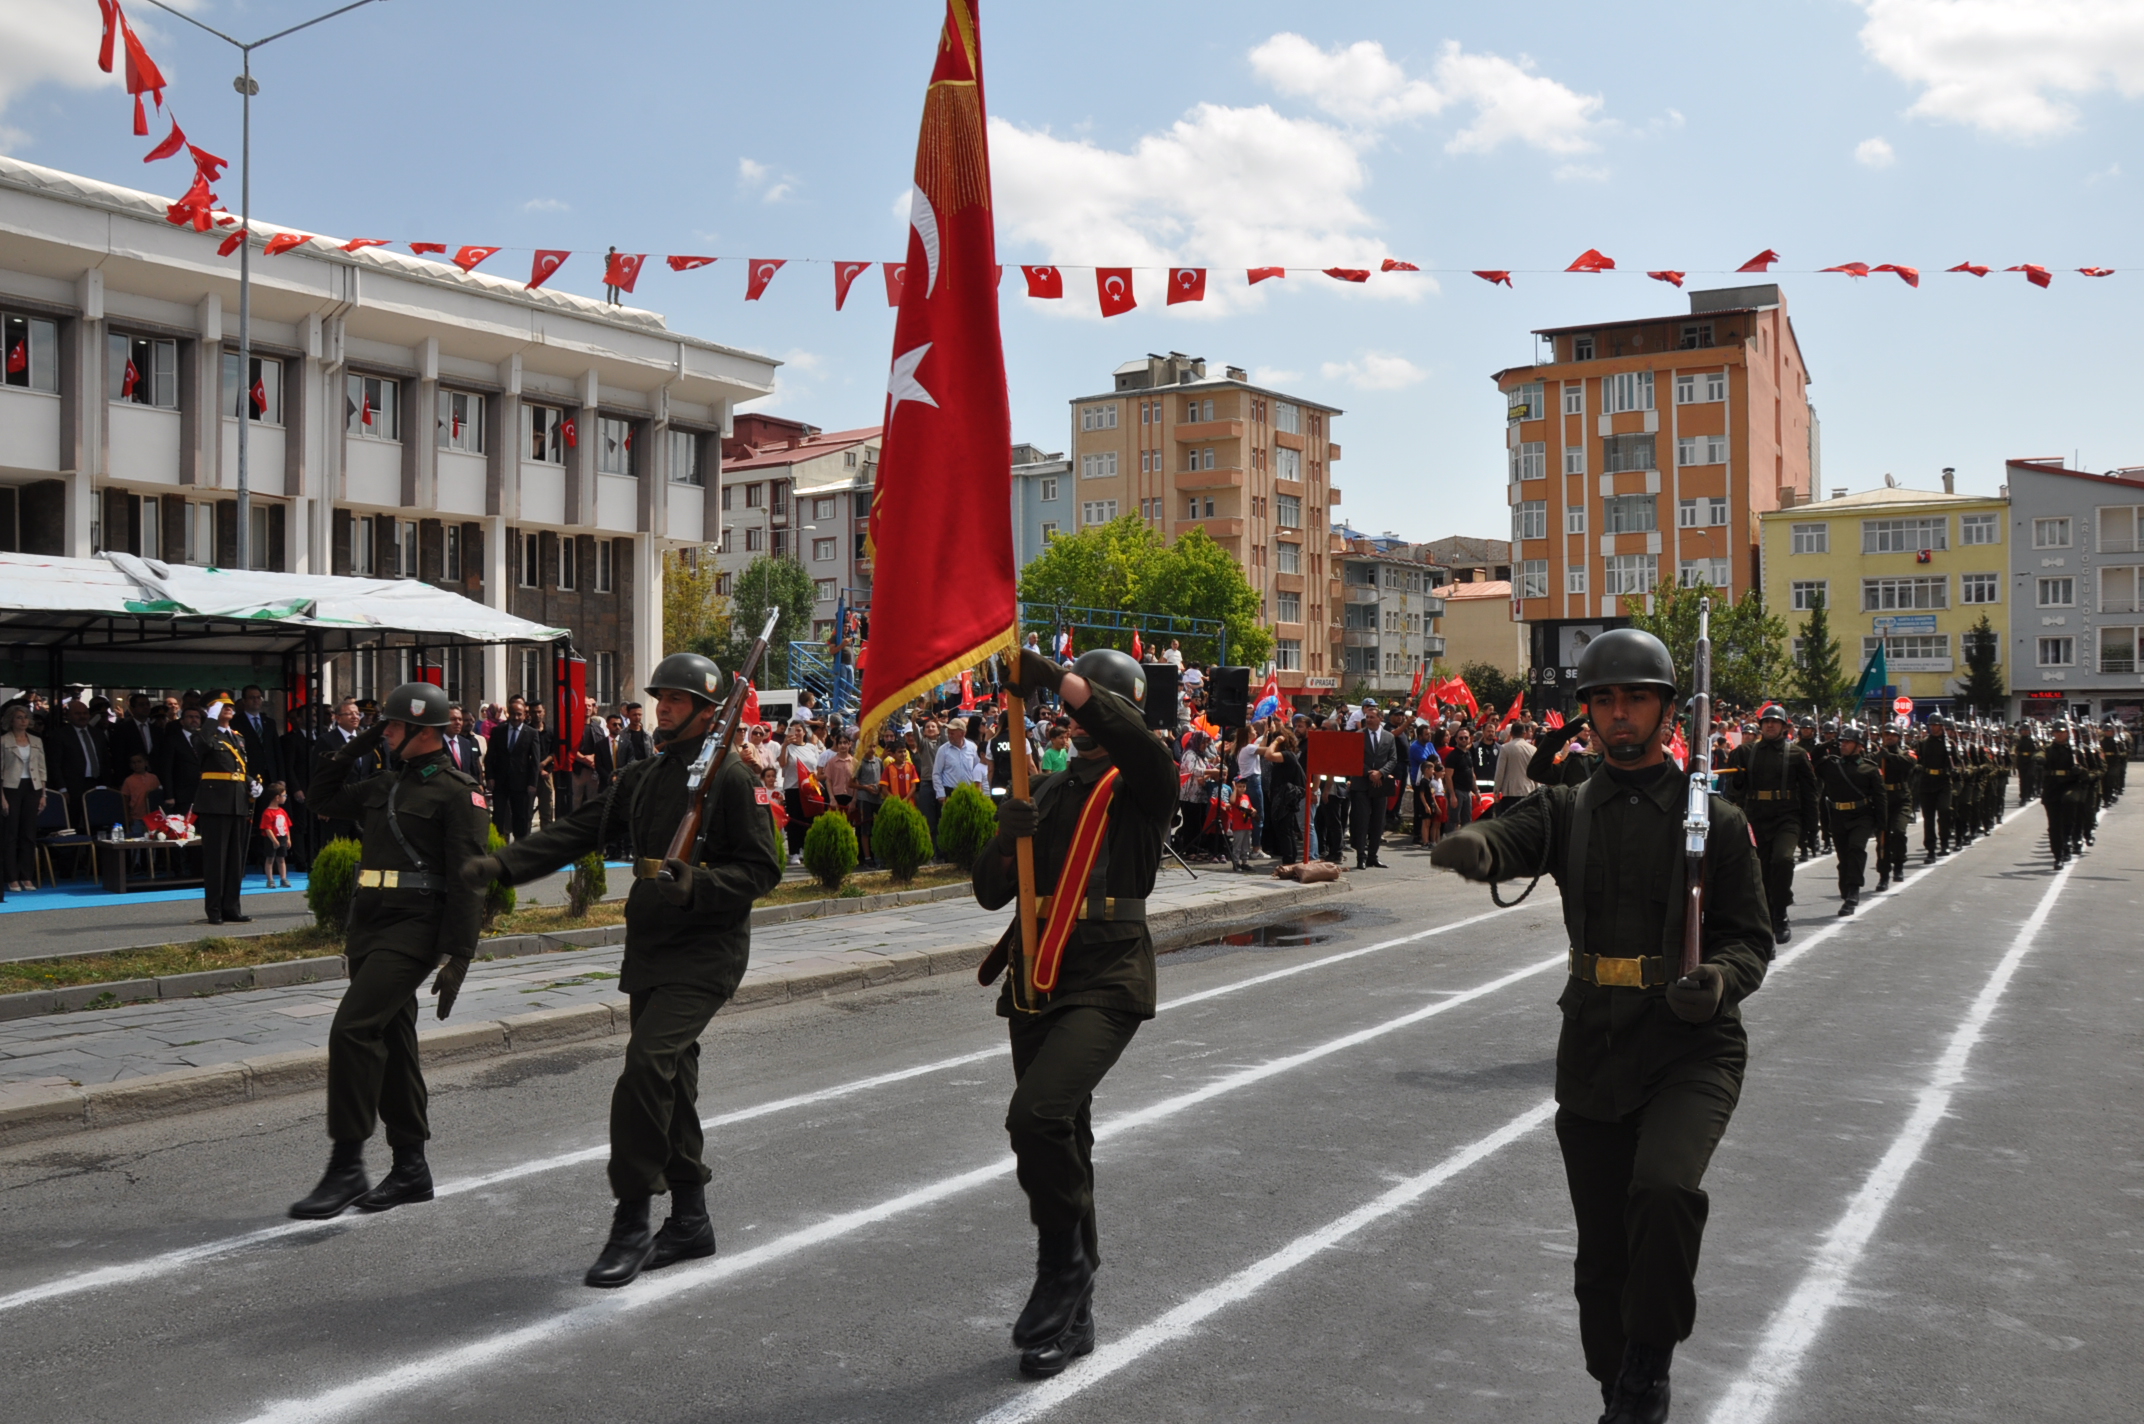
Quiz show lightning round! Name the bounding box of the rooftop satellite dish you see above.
[1884,472,1898,488]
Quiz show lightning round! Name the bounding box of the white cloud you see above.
[1251,366,1304,386]
[740,349,825,413]
[521,197,571,213]
[737,156,795,204]
[1320,352,1427,391]
[890,187,912,226]
[2086,161,2122,183]
[0,0,122,147]
[1855,135,1897,167]
[1857,0,2144,139]
[1248,33,1605,155]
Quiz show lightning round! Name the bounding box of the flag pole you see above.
[1007,651,1039,971]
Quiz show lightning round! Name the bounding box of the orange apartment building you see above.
[1065,353,1343,688]
[1492,283,1817,625]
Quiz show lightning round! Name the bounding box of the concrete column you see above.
[632,531,660,696]
[485,513,510,699]
[71,269,105,558]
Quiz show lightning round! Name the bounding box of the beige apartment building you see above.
[1065,353,1342,690]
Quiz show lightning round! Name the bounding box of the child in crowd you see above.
[1039,724,1072,775]
[259,781,293,888]
[884,744,919,802]
[1226,777,1258,872]
[120,753,161,833]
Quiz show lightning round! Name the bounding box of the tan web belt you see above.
[200,771,246,782]
[1748,789,1789,800]
[1828,799,1865,812]
[1568,950,1672,988]
[356,868,445,891]
[1034,894,1147,922]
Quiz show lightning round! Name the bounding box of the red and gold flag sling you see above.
[1027,768,1120,997]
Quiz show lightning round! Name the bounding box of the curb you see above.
[0,877,1346,1145]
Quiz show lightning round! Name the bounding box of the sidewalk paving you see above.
[0,866,1345,1141]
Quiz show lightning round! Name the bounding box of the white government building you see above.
[0,155,775,709]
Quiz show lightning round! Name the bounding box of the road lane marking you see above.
[1704,859,2076,1424]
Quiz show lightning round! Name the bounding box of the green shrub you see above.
[483,824,516,929]
[803,811,859,890]
[937,782,998,872]
[306,837,362,933]
[873,795,933,885]
[567,849,607,918]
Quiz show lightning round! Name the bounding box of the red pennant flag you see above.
[120,17,165,134]
[561,415,577,447]
[603,252,647,292]
[1020,265,1063,298]
[1565,248,1615,272]
[5,340,24,375]
[745,259,786,300]
[1647,270,1686,287]
[2078,266,2116,277]
[1131,629,1143,660]
[360,391,373,426]
[740,679,761,726]
[665,255,716,271]
[1096,267,1136,316]
[250,377,267,414]
[98,0,119,72]
[451,408,462,439]
[186,145,228,183]
[452,245,500,273]
[1323,267,1371,282]
[883,262,907,306]
[1166,267,1206,304]
[341,238,391,253]
[1473,270,1513,287]
[1737,249,1780,272]
[1448,677,1480,718]
[262,232,312,257]
[143,117,185,163]
[409,242,447,255]
[1408,663,1424,700]
[958,669,976,711]
[528,250,568,289]
[1380,258,1419,272]
[833,262,871,310]
[1496,689,1525,732]
[1247,267,1285,284]
[1946,262,1991,276]
[1667,726,1688,769]
[121,358,140,397]
[857,0,1017,742]
[1820,262,1872,278]
[216,228,248,257]
[1873,263,1920,287]
[165,173,220,231]
[1544,708,1564,730]
[2006,264,2052,288]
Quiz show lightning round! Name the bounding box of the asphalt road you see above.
[0,793,2135,1424]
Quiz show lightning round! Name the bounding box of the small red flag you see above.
[341,238,390,253]
[1323,267,1371,283]
[1947,262,1990,276]
[1021,265,1063,298]
[1565,248,1615,272]
[1408,663,1424,700]
[2006,264,2052,288]
[1096,267,1136,316]
[833,262,871,310]
[1667,726,1689,769]
[1496,689,1525,731]
[250,378,266,414]
[1820,262,1872,278]
[1737,249,1780,273]
[1647,270,1685,287]
[360,391,372,426]
[528,250,568,289]
[1380,258,1419,272]
[121,17,165,134]
[452,245,500,273]
[1166,268,1206,304]
[98,0,119,72]
[741,679,760,726]
[409,243,447,255]
[1473,270,1512,287]
[958,669,975,711]
[1544,709,1564,730]
[216,228,248,257]
[745,259,786,300]
[2078,267,2115,278]
[186,145,228,183]
[883,262,907,306]
[604,252,647,292]
[143,117,185,163]
[1131,630,1143,660]
[263,232,312,257]
[1872,263,1919,287]
[562,416,577,448]
[121,358,140,397]
[665,255,717,271]
[451,408,462,439]
[165,173,220,231]
[1247,267,1285,284]
[7,340,27,374]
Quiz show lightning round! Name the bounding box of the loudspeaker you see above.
[1209,666,1251,728]
[1141,662,1180,730]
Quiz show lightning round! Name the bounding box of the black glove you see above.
[1428,830,1495,880]
[431,957,469,1020]
[345,723,385,757]
[459,854,504,890]
[993,797,1037,853]
[657,857,696,907]
[1538,714,1586,754]
[1008,651,1068,702]
[1666,964,1725,1023]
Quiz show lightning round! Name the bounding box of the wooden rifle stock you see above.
[659,607,781,878]
[1681,597,1713,980]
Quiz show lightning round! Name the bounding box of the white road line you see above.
[0,903,1539,1317]
[1705,859,2076,1424]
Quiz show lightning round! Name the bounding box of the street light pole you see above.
[139,0,383,573]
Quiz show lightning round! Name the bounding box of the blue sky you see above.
[5,0,2141,543]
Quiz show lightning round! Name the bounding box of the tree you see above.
[1014,516,1272,666]
[1141,527,1273,666]
[1789,589,1853,714]
[720,555,815,686]
[1622,581,1789,709]
[1956,614,2006,715]
[661,548,730,658]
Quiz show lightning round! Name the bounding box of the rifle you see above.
[1681,597,1713,980]
[659,606,780,879]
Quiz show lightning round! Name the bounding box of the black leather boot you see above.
[289,1140,369,1220]
[356,1144,434,1212]
[647,1180,717,1270]
[1011,1228,1094,1348]
[584,1197,655,1289]
[1018,1298,1095,1378]
[1601,1341,1672,1424]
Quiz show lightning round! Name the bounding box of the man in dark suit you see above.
[236,685,284,786]
[486,695,540,840]
[614,702,652,772]
[156,705,207,813]
[47,699,112,826]
[1350,701,1400,869]
[442,705,484,780]
[313,699,376,847]
[280,709,320,867]
[112,694,161,771]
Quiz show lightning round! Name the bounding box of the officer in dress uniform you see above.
[1720,703,1814,945]
[1914,715,1958,860]
[1818,724,1886,916]
[463,652,782,1288]
[192,696,255,925]
[2040,723,2084,865]
[288,682,493,1219]
[979,648,1178,1379]
[1528,714,1599,788]
[1430,629,1772,1424]
[1873,723,1916,891]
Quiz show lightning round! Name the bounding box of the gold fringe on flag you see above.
[915,81,991,215]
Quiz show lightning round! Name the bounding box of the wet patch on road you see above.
[1161,908,1359,967]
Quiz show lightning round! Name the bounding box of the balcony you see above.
[1329,486,1342,504]
[1342,630,1380,648]
[1176,465,1245,492]
[1422,596,1446,617]
[1328,443,1341,461]
[1422,634,1447,657]
[1177,516,1244,540]
[1175,419,1244,443]
[1345,585,1380,605]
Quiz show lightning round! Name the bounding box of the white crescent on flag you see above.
[909,182,941,297]
[538,255,561,274]
[757,264,777,282]
[1105,276,1126,298]
[841,263,867,280]
[1178,270,1196,288]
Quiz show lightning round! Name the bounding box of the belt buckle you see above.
[1594,956,1647,989]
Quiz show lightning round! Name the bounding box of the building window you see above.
[1278,591,1301,622]
[1603,494,1658,534]
[1573,336,1595,361]
[669,430,703,485]
[719,484,733,511]
[1862,517,1947,554]
[434,389,482,452]
[1678,558,1730,589]
[591,652,616,708]
[812,497,835,520]
[814,577,838,601]
[340,373,398,439]
[1275,638,1302,671]
[187,500,217,566]
[1038,476,1059,502]
[559,538,577,591]
[2032,517,2071,549]
[844,449,859,468]
[1562,382,1584,416]
[1515,501,1547,540]
[444,525,462,581]
[397,519,417,579]
[2037,636,2074,667]
[1961,572,2001,604]
[1566,504,1587,534]
[1566,565,1588,595]
[524,405,565,464]
[1681,495,1728,526]
[596,417,633,475]
[1862,576,1947,611]
[1079,403,1119,431]
[110,333,178,408]
[1603,554,1657,597]
[1276,494,1302,528]
[1676,432,1729,466]
[1080,452,1117,480]
[1602,370,1654,414]
[1520,560,1549,598]
[1960,513,1999,546]
[1276,540,1301,574]
[718,527,732,554]
[223,353,284,424]
[2101,567,2138,613]
[2,312,59,392]
[1865,634,1952,666]
[2096,505,2143,553]
[1790,580,1829,611]
[745,483,764,509]
[1513,442,1547,481]
[1273,400,1302,435]
[2036,576,2074,607]
[1791,521,1829,555]
[1081,499,1117,526]
[1508,381,1544,421]
[2099,627,2139,673]
[1564,444,1587,476]
[812,537,836,562]
[596,539,614,593]
[745,526,764,552]
[1603,433,1657,474]
[1679,322,1714,349]
[1039,521,1059,542]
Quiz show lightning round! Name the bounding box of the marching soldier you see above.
[980,648,1179,1379]
[1721,703,1814,945]
[1791,717,1822,859]
[461,653,781,1288]
[288,682,493,1219]
[2041,723,2083,865]
[1913,715,1958,861]
[1873,723,1916,890]
[2079,727,2105,846]
[193,696,257,926]
[1430,629,1772,1423]
[2016,724,2044,804]
[1818,724,1886,916]
[2104,719,2129,802]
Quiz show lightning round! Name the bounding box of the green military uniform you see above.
[1914,730,1957,857]
[2041,737,2084,863]
[496,727,782,1200]
[192,721,253,923]
[2104,726,2129,802]
[309,732,492,1150]
[1451,761,1773,1390]
[1817,743,1886,910]
[1527,723,1597,789]
[2017,732,2044,803]
[1722,733,1815,938]
[2079,739,2104,845]
[1874,737,1916,886]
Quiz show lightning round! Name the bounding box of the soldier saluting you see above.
[193,695,257,926]
[289,682,493,1219]
[1720,703,1814,945]
[978,648,1179,1379]
[461,653,782,1288]
[1818,723,1886,917]
[1430,628,1772,1424]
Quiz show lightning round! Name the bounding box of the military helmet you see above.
[1927,713,1949,731]
[1796,715,1817,731]
[646,651,725,705]
[1572,628,1676,701]
[1071,647,1147,707]
[1838,722,1866,747]
[1756,701,1789,724]
[382,680,453,729]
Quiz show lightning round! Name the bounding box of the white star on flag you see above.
[887,342,937,416]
